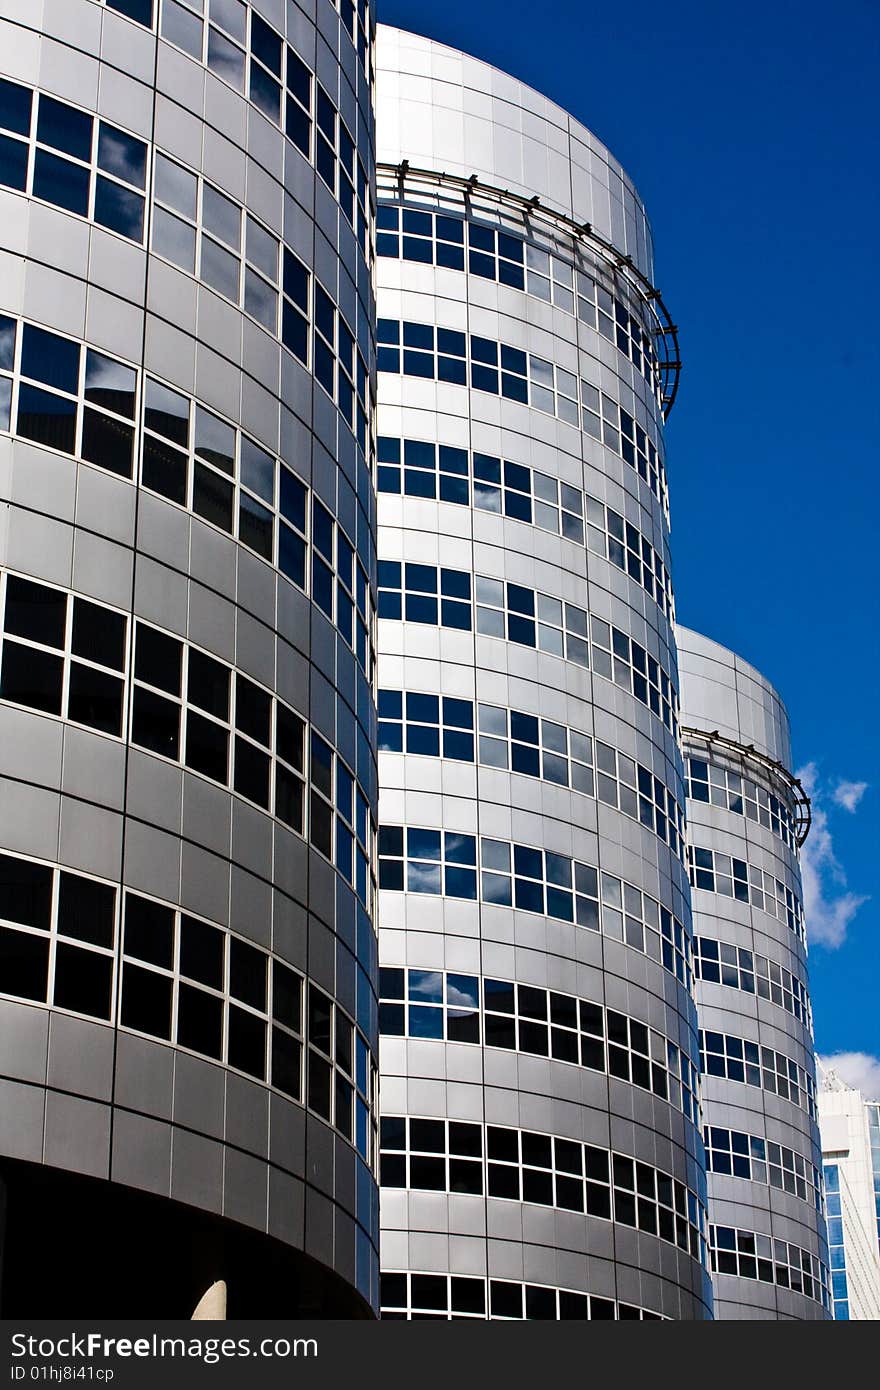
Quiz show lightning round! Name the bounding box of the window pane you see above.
[97,124,147,189]
[161,0,203,58]
[0,641,63,715]
[0,926,49,1002]
[0,853,53,930]
[193,460,234,531]
[21,325,80,394]
[0,78,33,137]
[16,384,76,453]
[200,237,240,300]
[32,150,90,216]
[154,154,197,219]
[67,662,124,735]
[240,436,274,501]
[152,205,196,271]
[207,27,245,90]
[84,350,136,418]
[202,184,241,248]
[194,406,235,473]
[36,96,92,161]
[5,575,67,647]
[144,378,189,445]
[0,133,29,191]
[72,598,127,671]
[53,943,113,1020]
[81,408,135,477]
[94,177,145,240]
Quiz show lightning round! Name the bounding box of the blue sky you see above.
[380,0,879,1071]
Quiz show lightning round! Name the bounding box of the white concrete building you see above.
[818,1067,880,1319]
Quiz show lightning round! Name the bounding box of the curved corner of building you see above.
[0,0,379,1318]
[677,625,830,1319]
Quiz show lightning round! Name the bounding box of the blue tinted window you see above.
[37,97,92,161]
[378,722,403,752]
[0,78,32,136]
[0,134,28,191]
[279,467,306,530]
[445,833,476,865]
[446,867,477,899]
[440,569,470,599]
[32,150,89,216]
[406,724,439,756]
[441,600,471,630]
[97,124,147,189]
[405,563,436,593]
[378,560,401,589]
[436,327,465,356]
[278,526,305,587]
[94,178,144,239]
[402,350,433,377]
[407,692,439,723]
[443,730,474,761]
[407,828,442,861]
[514,845,542,879]
[377,436,401,463]
[443,698,473,728]
[409,1005,443,1038]
[378,689,403,718]
[405,594,437,624]
[107,0,154,24]
[510,711,539,744]
[402,321,433,349]
[16,384,77,454]
[514,878,544,913]
[20,325,79,394]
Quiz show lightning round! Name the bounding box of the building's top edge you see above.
[376,22,647,214]
[675,624,786,708]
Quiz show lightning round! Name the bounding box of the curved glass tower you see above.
[677,628,829,1319]
[0,0,379,1316]
[374,27,711,1321]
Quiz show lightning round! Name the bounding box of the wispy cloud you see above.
[832,779,868,813]
[796,761,869,949]
[818,1051,880,1100]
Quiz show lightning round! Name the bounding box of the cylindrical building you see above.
[677,628,830,1318]
[0,0,379,1316]
[374,27,711,1320]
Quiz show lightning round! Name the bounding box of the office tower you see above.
[0,0,379,1315]
[374,26,712,1321]
[818,1066,880,1319]
[678,629,830,1318]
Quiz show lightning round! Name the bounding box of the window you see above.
[377,562,472,631]
[376,202,663,405]
[0,83,148,241]
[379,1115,704,1260]
[687,844,805,940]
[699,1029,816,1117]
[709,1226,828,1308]
[379,966,700,1124]
[0,852,116,1020]
[380,1271,662,1321]
[693,936,812,1026]
[0,573,128,734]
[379,825,692,986]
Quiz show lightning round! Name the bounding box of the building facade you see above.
[0,0,379,1316]
[374,27,711,1321]
[678,628,830,1318]
[818,1068,880,1319]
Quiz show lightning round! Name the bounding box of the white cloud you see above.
[796,762,869,949]
[832,779,868,813]
[818,1052,880,1100]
